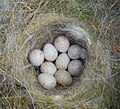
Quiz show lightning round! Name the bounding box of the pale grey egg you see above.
[68,60,82,76]
[68,44,81,59]
[29,49,44,66]
[40,61,57,75]
[43,43,58,61]
[55,53,70,70]
[38,73,56,90]
[68,44,87,59]
[79,48,88,59]
[54,36,70,52]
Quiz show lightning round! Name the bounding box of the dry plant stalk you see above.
[0,13,111,108]
[1,0,119,108]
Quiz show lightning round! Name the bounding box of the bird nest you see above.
[0,13,111,108]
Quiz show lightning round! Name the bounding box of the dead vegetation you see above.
[0,0,120,109]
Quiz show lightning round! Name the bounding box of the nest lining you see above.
[0,14,111,108]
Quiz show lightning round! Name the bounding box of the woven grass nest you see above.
[1,13,111,109]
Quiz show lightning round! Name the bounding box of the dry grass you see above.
[0,0,120,109]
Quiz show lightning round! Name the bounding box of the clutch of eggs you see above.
[28,36,87,90]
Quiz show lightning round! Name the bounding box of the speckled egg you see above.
[40,61,57,75]
[55,70,72,86]
[68,60,82,76]
[29,49,44,66]
[68,44,87,60]
[54,36,70,52]
[55,53,70,70]
[38,73,56,90]
[79,48,88,59]
[68,44,81,59]
[43,43,58,61]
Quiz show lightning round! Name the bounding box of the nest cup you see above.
[25,13,90,99]
[29,16,89,80]
[2,13,111,108]
[32,21,89,87]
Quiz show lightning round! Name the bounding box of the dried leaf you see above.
[88,20,98,30]
[115,45,120,51]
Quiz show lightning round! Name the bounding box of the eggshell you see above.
[54,36,70,52]
[68,60,82,76]
[29,49,44,66]
[68,44,81,59]
[43,43,58,61]
[38,73,56,90]
[55,53,70,70]
[79,48,88,59]
[40,61,57,75]
[68,44,87,60]
[55,70,72,86]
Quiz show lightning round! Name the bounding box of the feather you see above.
[59,25,91,45]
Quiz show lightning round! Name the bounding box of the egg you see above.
[40,61,57,75]
[38,73,56,90]
[68,44,84,59]
[54,36,70,52]
[68,60,82,76]
[79,48,88,59]
[43,43,58,61]
[55,70,72,86]
[55,53,70,70]
[29,49,44,66]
